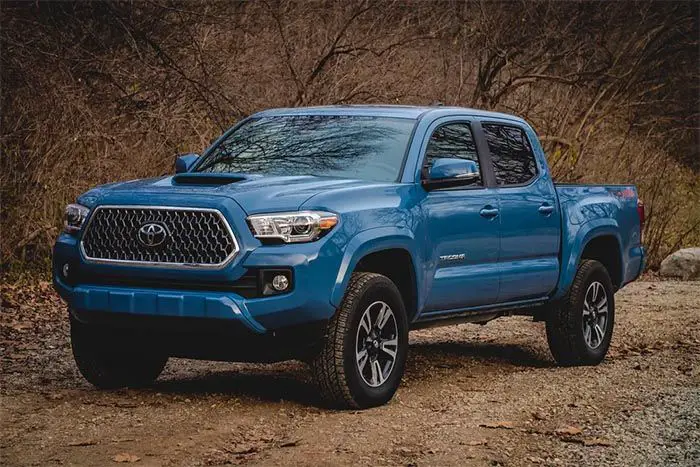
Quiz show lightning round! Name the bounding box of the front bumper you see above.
[59,279,267,332]
[53,227,343,335]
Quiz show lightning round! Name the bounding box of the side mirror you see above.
[422,157,480,190]
[175,153,199,173]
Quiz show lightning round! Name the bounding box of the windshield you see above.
[194,115,415,182]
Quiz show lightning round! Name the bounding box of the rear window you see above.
[482,124,538,186]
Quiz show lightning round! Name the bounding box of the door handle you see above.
[538,204,554,215]
[479,206,499,218]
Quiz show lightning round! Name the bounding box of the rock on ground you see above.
[660,247,700,280]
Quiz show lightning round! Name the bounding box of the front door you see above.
[420,120,501,313]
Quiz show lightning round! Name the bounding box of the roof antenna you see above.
[431,101,444,107]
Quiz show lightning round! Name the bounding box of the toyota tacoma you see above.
[54,105,645,408]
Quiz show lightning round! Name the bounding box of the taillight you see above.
[637,200,645,240]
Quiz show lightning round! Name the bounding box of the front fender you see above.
[329,227,420,308]
[554,219,622,300]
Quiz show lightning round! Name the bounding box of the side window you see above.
[482,123,538,186]
[423,123,482,185]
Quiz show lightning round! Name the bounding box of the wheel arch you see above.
[580,235,623,290]
[330,228,421,322]
[554,221,624,299]
[354,249,418,322]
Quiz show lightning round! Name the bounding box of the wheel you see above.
[70,313,168,389]
[310,272,409,409]
[546,259,615,366]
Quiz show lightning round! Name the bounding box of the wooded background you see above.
[1,0,698,274]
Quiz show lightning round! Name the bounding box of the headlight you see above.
[247,211,338,243]
[64,203,90,234]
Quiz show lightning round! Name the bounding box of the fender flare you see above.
[554,219,623,300]
[329,227,420,308]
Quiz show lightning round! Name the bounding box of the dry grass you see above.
[1,0,698,273]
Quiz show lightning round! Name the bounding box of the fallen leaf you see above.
[560,436,584,444]
[480,421,514,429]
[555,425,582,436]
[113,453,140,463]
[583,437,613,447]
[466,439,488,446]
[68,440,98,447]
[115,402,139,409]
[230,446,258,455]
[278,439,301,448]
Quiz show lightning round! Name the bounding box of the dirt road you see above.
[1,280,699,466]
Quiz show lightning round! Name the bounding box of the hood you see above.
[80,174,381,214]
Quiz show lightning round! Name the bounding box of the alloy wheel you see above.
[355,301,399,387]
[582,281,609,349]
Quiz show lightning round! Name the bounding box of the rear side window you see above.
[482,124,537,186]
[423,123,481,185]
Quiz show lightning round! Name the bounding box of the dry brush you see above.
[1,0,698,273]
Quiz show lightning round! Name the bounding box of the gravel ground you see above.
[1,279,698,466]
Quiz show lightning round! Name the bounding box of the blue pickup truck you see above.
[54,105,645,408]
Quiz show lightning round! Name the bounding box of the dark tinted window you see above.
[423,123,481,185]
[483,124,538,185]
[195,115,415,182]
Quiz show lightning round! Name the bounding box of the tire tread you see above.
[311,272,384,409]
[546,259,613,366]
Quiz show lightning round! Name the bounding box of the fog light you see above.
[62,263,70,278]
[271,274,289,291]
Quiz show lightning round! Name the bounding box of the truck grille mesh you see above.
[81,207,238,267]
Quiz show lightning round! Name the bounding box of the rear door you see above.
[420,119,501,312]
[480,122,561,302]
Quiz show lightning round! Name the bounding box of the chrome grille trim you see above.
[80,205,239,269]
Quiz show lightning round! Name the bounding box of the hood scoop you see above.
[172,173,247,186]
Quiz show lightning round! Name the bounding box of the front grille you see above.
[81,206,238,267]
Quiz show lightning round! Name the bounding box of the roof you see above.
[253,104,526,123]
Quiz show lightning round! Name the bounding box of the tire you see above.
[310,272,409,409]
[70,313,168,389]
[546,259,615,366]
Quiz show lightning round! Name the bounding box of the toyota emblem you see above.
[137,222,169,247]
